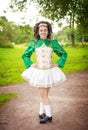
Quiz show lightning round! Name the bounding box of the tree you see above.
[0,16,34,47]
[9,0,88,46]
[0,16,14,47]
[76,0,88,44]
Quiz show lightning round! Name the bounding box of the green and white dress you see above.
[21,38,68,88]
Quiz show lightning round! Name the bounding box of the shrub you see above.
[0,41,14,48]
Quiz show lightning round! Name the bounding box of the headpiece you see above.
[38,23,48,28]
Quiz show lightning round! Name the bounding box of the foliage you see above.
[76,0,88,35]
[0,93,18,104]
[11,25,34,44]
[0,38,14,48]
[9,0,88,47]
[0,16,13,48]
[0,16,34,48]
[9,0,88,28]
[10,0,27,11]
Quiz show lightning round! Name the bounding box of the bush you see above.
[0,41,14,48]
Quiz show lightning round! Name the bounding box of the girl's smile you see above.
[38,26,48,39]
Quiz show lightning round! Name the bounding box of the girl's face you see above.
[38,26,48,39]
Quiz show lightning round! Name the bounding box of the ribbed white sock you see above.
[39,102,44,115]
[44,105,52,117]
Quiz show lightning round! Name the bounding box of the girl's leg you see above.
[39,97,44,115]
[38,88,52,117]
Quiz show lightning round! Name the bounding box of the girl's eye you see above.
[40,30,47,32]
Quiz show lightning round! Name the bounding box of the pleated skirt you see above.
[21,67,66,88]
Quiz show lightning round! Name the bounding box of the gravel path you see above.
[0,70,88,130]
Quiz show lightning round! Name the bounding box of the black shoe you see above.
[39,113,46,119]
[40,116,52,124]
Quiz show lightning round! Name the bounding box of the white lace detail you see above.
[35,44,53,69]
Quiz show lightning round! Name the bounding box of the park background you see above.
[0,0,88,105]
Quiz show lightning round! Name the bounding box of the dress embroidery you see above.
[35,44,53,69]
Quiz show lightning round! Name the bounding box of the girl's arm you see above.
[22,40,35,68]
[52,39,68,68]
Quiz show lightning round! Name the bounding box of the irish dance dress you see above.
[21,38,68,88]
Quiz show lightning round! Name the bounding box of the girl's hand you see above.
[51,63,58,67]
[31,63,37,67]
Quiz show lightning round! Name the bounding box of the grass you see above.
[0,93,18,105]
[0,47,24,86]
[55,45,88,73]
[0,44,88,86]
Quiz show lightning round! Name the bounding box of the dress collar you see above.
[38,38,50,42]
[35,38,51,48]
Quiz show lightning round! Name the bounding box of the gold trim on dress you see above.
[28,78,66,88]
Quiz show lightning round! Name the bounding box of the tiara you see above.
[38,23,48,28]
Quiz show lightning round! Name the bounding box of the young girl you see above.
[21,21,68,124]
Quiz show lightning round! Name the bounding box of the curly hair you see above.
[34,21,52,40]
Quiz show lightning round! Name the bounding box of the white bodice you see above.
[35,44,53,69]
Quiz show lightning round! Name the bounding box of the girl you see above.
[21,21,68,124]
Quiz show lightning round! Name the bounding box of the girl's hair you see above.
[34,21,52,40]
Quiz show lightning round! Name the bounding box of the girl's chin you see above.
[41,37,47,39]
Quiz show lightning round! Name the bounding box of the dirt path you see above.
[0,70,88,130]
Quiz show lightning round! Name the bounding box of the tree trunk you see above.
[82,35,84,42]
[70,13,75,47]
[71,33,75,47]
[81,35,85,45]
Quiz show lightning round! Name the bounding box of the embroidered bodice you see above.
[22,38,68,68]
[35,44,53,69]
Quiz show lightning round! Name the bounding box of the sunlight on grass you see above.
[14,43,28,49]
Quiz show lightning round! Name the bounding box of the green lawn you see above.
[0,45,88,86]
[57,46,88,73]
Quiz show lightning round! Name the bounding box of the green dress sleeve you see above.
[52,39,68,68]
[22,40,35,68]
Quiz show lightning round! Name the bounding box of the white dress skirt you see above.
[21,44,66,88]
[22,66,66,88]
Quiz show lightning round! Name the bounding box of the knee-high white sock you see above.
[39,102,44,115]
[44,105,52,117]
